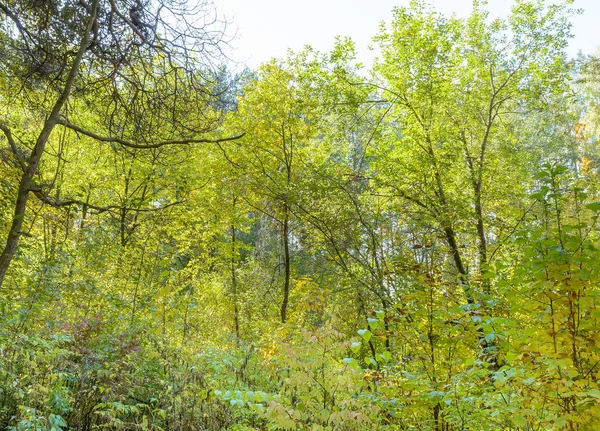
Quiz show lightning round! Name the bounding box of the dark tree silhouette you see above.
[0,0,240,288]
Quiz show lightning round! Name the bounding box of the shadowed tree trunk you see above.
[0,0,99,289]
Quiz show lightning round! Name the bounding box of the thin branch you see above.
[57,119,245,148]
[0,122,26,171]
[31,187,182,214]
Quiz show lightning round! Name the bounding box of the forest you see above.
[0,0,600,429]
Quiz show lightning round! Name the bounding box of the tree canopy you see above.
[1,1,600,430]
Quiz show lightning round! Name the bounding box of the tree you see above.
[372,0,572,302]
[0,0,240,288]
[228,57,323,323]
[2,0,598,430]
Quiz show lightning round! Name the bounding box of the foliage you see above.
[1,0,600,430]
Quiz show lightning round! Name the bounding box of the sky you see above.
[214,0,600,69]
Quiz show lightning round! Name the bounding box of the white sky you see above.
[215,0,600,69]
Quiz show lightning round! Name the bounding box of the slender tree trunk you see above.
[443,225,472,300]
[0,0,98,289]
[433,403,441,431]
[460,127,490,280]
[474,186,487,269]
[428,281,440,431]
[119,207,128,247]
[231,220,240,340]
[426,135,473,303]
[473,103,494,285]
[281,203,291,323]
[119,168,133,247]
[130,246,146,326]
[473,184,491,299]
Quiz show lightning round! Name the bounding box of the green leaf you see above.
[484,333,495,343]
[587,389,600,398]
[555,417,567,427]
[513,415,527,427]
[586,202,600,212]
[357,329,372,342]
[365,356,377,366]
[317,408,330,421]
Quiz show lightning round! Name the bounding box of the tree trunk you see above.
[280,203,291,323]
[231,221,240,340]
[0,0,98,289]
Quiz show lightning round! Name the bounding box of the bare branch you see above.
[30,187,182,215]
[57,118,245,148]
[0,121,26,171]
